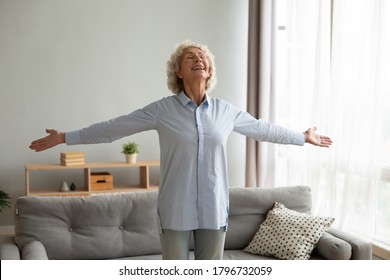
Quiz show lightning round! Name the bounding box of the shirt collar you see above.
[178,91,209,107]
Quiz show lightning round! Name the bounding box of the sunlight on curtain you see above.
[274,0,390,245]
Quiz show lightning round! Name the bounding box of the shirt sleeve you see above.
[233,111,305,146]
[65,101,159,145]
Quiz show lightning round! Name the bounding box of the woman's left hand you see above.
[304,127,333,147]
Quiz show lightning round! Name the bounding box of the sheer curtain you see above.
[273,0,390,243]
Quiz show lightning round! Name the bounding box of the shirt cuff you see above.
[292,131,305,146]
[65,130,82,145]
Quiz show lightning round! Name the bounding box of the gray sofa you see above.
[0,186,371,260]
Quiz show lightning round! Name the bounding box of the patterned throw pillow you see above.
[244,202,335,260]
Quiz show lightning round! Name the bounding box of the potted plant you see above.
[122,141,139,164]
[0,189,11,213]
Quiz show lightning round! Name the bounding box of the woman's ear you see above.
[176,63,183,79]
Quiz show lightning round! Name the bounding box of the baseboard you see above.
[0,225,15,236]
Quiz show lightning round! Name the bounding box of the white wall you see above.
[0,0,248,226]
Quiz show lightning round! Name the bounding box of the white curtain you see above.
[274,0,390,242]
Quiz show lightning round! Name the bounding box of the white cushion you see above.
[244,201,334,260]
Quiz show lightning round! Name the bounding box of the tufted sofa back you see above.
[14,185,311,259]
[14,191,161,259]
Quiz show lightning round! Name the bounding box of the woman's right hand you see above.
[29,129,65,152]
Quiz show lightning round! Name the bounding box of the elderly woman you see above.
[30,40,332,260]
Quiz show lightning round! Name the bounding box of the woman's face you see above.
[177,47,211,82]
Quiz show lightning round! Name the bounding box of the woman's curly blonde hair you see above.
[166,40,217,94]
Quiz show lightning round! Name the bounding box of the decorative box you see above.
[90,172,113,191]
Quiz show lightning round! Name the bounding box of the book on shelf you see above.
[60,152,85,166]
[60,158,85,163]
[60,152,85,159]
[60,157,85,162]
[60,160,85,166]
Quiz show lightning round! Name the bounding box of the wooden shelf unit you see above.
[25,160,160,196]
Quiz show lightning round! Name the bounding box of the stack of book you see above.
[60,152,85,166]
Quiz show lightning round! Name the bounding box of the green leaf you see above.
[0,190,11,213]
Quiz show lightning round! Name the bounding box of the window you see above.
[273,0,390,247]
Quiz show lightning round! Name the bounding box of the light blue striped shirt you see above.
[66,91,304,231]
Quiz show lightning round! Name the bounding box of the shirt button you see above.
[119,226,124,230]
[68,227,73,232]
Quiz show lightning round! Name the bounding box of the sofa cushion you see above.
[226,186,312,250]
[244,201,334,260]
[14,191,161,259]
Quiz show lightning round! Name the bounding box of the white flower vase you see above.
[125,154,137,164]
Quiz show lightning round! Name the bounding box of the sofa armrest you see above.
[315,232,352,260]
[0,236,21,260]
[21,241,49,260]
[326,227,372,260]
